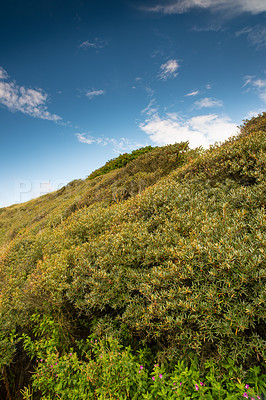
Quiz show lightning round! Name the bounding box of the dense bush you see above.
[238,112,266,138]
[20,315,266,400]
[0,114,265,399]
[87,145,156,180]
[0,142,199,249]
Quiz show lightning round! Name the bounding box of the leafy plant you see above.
[0,113,265,398]
[20,333,265,399]
[87,145,157,180]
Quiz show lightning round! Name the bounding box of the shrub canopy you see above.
[0,113,265,398]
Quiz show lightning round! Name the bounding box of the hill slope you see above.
[0,142,199,250]
[0,113,265,399]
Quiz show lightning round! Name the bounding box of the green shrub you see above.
[20,323,266,400]
[0,114,265,399]
[238,112,266,138]
[87,145,157,180]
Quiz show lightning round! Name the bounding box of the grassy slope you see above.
[0,113,265,397]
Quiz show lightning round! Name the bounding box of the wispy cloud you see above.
[185,90,199,97]
[139,112,237,148]
[141,98,159,116]
[79,38,108,49]
[253,79,266,89]
[191,24,224,32]
[194,97,223,108]
[76,133,108,145]
[0,66,61,122]
[144,0,266,15]
[76,133,145,154]
[243,75,266,102]
[242,75,254,88]
[86,89,105,99]
[236,25,266,49]
[245,109,266,119]
[159,59,180,80]
[0,66,8,80]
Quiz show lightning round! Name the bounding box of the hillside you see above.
[0,113,265,399]
[0,142,199,250]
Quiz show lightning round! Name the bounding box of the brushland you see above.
[0,114,265,399]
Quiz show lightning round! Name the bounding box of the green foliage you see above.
[20,331,265,399]
[87,145,156,180]
[0,329,18,369]
[0,113,265,398]
[21,313,71,360]
[0,142,199,249]
[238,112,266,138]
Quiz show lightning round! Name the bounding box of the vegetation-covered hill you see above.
[0,142,199,250]
[0,114,265,399]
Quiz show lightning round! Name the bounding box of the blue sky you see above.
[0,0,266,207]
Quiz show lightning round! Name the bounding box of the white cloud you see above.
[245,109,265,119]
[76,133,109,145]
[76,133,145,154]
[144,0,266,15]
[159,60,180,80]
[79,38,108,49]
[0,66,8,80]
[86,89,105,99]
[109,138,145,154]
[243,75,266,103]
[242,75,254,88]
[0,67,61,121]
[253,79,266,89]
[141,98,159,116]
[185,90,199,96]
[236,25,266,49]
[194,97,223,108]
[139,112,237,148]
